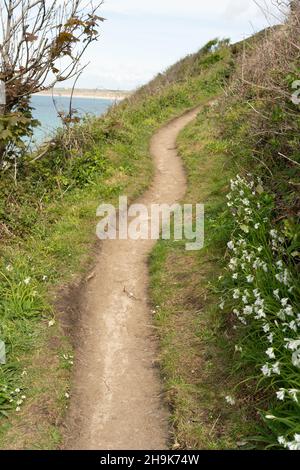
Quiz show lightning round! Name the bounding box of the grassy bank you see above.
[150,16,300,450]
[0,41,231,448]
[150,105,258,449]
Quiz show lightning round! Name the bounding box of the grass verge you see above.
[149,104,259,449]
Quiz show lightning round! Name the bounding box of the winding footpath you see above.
[64,107,200,450]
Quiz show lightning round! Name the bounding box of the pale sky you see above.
[72,0,283,90]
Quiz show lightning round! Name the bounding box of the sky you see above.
[72,0,284,91]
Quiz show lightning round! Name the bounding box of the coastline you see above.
[35,89,132,101]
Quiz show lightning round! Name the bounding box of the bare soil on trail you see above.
[63,107,200,450]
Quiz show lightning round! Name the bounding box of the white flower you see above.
[265,414,276,420]
[6,264,13,272]
[276,389,285,401]
[289,321,297,332]
[288,389,299,403]
[229,258,238,270]
[48,319,55,327]
[277,309,286,321]
[285,306,294,317]
[16,407,21,412]
[261,364,272,377]
[273,289,280,300]
[246,275,254,283]
[286,434,300,451]
[262,263,268,273]
[254,223,260,229]
[65,392,70,399]
[272,362,281,375]
[24,277,31,285]
[235,345,243,353]
[255,297,264,307]
[225,395,236,406]
[242,199,250,206]
[292,350,300,369]
[219,301,225,311]
[253,259,260,270]
[270,230,278,239]
[255,309,266,320]
[232,273,238,280]
[42,275,48,281]
[233,289,240,299]
[275,269,291,286]
[243,305,253,315]
[278,436,287,447]
[285,339,300,351]
[263,324,270,333]
[266,348,275,359]
[227,241,235,250]
[253,288,260,298]
[267,333,274,344]
[240,225,249,234]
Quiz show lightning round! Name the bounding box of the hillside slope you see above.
[0,10,299,450]
[0,39,232,449]
[150,16,300,449]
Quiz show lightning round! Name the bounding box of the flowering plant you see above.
[219,174,300,449]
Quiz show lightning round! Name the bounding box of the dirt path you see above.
[64,107,200,450]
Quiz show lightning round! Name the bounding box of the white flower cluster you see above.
[278,434,300,451]
[276,388,299,403]
[62,353,74,366]
[223,174,300,448]
[0,385,27,412]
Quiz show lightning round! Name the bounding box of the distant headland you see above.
[35,88,133,101]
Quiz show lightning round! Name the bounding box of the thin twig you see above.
[278,152,300,168]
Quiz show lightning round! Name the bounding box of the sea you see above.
[30,95,115,146]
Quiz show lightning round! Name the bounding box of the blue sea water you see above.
[30,95,114,145]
